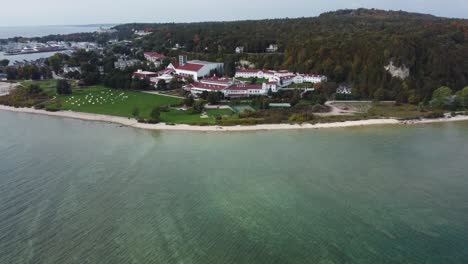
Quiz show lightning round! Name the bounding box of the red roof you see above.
[185,82,227,91]
[176,63,204,72]
[144,52,167,60]
[157,68,176,75]
[132,71,158,79]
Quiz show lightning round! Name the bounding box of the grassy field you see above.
[52,85,237,124]
[367,103,431,119]
[286,82,314,89]
[332,102,373,113]
[56,86,182,119]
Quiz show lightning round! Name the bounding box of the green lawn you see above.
[286,82,314,89]
[367,103,429,119]
[56,86,182,119]
[206,108,234,116]
[53,85,239,124]
[235,77,269,85]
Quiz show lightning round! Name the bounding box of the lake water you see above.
[0,25,109,39]
[0,25,114,65]
[1,111,468,263]
[0,51,72,65]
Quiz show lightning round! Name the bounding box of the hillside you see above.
[117,8,468,102]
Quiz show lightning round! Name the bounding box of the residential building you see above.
[144,52,168,67]
[0,73,7,81]
[235,69,327,87]
[114,58,140,70]
[132,70,159,80]
[63,66,81,74]
[304,74,328,83]
[336,85,352,95]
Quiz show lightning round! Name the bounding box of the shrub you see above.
[425,110,445,119]
[289,112,315,123]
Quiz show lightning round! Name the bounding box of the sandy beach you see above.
[1,104,468,132]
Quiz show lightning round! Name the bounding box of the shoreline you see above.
[1,105,468,132]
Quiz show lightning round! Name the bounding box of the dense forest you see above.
[116,9,468,103]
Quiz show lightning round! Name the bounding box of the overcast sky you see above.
[1,0,467,26]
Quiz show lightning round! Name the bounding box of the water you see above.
[0,25,110,39]
[0,51,72,65]
[1,111,468,264]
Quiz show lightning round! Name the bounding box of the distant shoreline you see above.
[1,105,468,132]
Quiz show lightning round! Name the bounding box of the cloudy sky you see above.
[2,0,467,26]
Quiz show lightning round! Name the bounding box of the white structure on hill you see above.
[235,46,244,53]
[235,69,327,87]
[167,56,224,81]
[266,44,278,53]
[336,85,352,94]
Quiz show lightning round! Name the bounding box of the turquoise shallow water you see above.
[1,111,468,264]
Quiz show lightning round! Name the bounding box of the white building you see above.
[183,77,272,98]
[167,56,224,81]
[235,46,244,53]
[235,69,327,88]
[114,58,140,70]
[304,74,327,83]
[336,85,352,95]
[63,66,81,74]
[266,44,278,53]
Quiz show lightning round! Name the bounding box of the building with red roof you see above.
[183,78,269,98]
[144,52,169,67]
[167,56,224,81]
[235,69,327,87]
[132,70,159,79]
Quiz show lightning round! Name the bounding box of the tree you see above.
[373,88,386,102]
[131,78,152,90]
[431,86,453,109]
[28,84,43,94]
[169,78,181,90]
[0,59,9,67]
[456,87,468,109]
[132,107,140,119]
[207,92,221,105]
[56,80,72,95]
[157,79,167,90]
[184,95,195,107]
[250,77,258,85]
[149,106,161,123]
[290,90,301,106]
[186,76,195,84]
[191,100,206,114]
